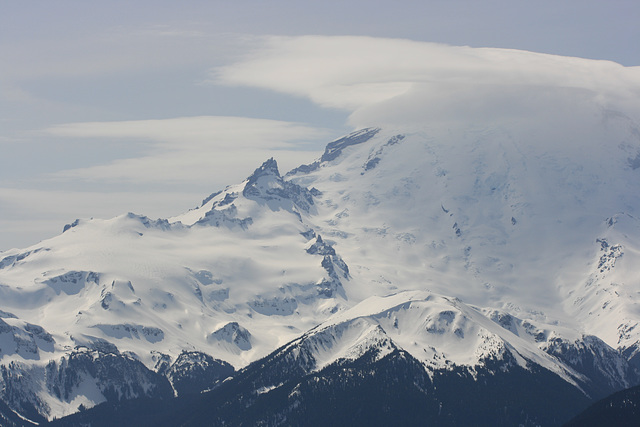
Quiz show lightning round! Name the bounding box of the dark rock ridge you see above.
[46,330,594,427]
[91,324,164,343]
[305,235,336,256]
[0,349,173,422]
[0,347,236,422]
[165,351,234,396]
[194,158,319,230]
[0,397,41,426]
[362,134,405,173]
[305,234,349,298]
[195,204,253,229]
[0,248,48,270]
[43,271,99,296]
[543,335,640,400]
[320,128,381,163]
[0,318,55,359]
[124,213,174,231]
[242,158,317,215]
[45,350,174,403]
[564,384,640,427]
[62,219,80,233]
[286,127,381,176]
[208,322,252,351]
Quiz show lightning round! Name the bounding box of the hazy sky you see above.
[1,0,639,250]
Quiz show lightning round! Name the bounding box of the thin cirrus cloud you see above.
[45,116,329,185]
[212,36,640,128]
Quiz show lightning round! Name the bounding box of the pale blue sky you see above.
[1,0,639,250]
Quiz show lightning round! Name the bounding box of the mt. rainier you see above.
[3,76,640,425]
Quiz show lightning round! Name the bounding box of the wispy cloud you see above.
[0,23,245,81]
[45,116,328,184]
[212,36,640,128]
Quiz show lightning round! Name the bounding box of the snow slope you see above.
[286,118,640,354]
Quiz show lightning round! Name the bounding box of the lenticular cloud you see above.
[213,36,640,128]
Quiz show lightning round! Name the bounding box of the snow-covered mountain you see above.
[2,101,640,424]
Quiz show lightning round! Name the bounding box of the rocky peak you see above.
[244,158,280,188]
[320,128,381,163]
[242,158,317,215]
